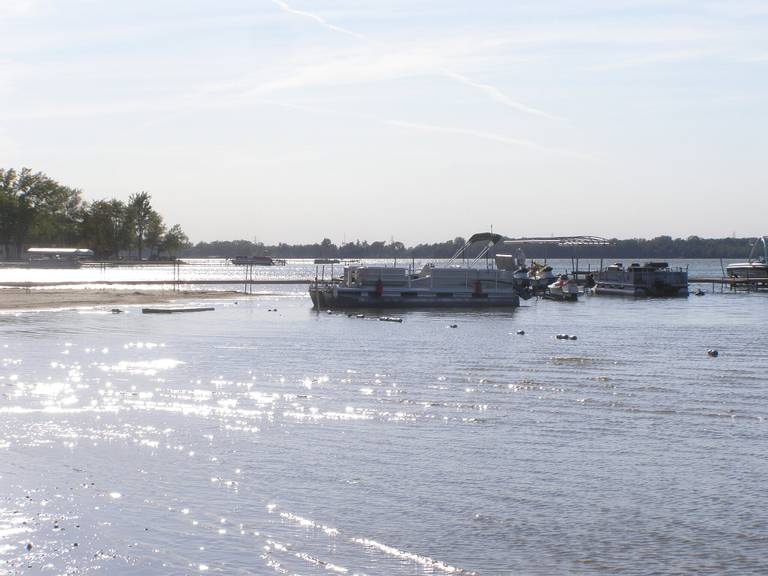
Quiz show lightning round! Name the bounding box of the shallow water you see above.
[1,269,767,574]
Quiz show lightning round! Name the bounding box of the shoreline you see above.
[0,287,246,312]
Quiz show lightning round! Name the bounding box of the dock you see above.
[689,276,768,292]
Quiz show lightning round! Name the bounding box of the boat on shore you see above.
[594,262,688,297]
[309,233,526,309]
[726,236,768,279]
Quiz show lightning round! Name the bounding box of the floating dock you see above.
[689,276,768,291]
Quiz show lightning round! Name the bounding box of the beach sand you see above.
[0,288,242,312]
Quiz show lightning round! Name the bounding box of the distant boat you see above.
[594,262,688,297]
[727,236,768,279]
[314,258,340,264]
[230,256,286,266]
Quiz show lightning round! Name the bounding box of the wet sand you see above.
[0,288,242,312]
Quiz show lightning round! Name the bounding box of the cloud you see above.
[0,0,42,19]
[268,0,557,121]
[583,49,718,72]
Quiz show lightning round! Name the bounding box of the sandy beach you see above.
[0,287,241,311]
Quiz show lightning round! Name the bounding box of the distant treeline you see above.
[2,168,757,261]
[1,168,190,259]
[183,235,758,260]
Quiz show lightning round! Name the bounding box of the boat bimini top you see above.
[447,232,505,267]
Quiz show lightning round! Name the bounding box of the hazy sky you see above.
[2,1,767,244]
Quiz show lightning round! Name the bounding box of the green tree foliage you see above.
[183,235,758,260]
[0,168,189,261]
[0,168,83,258]
[80,199,132,259]
[127,191,153,259]
[160,224,191,257]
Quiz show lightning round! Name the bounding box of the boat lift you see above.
[499,236,612,283]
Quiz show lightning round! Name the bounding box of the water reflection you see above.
[0,289,767,574]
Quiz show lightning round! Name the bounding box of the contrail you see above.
[270,0,366,41]
[440,69,558,120]
[385,120,591,160]
[267,0,557,121]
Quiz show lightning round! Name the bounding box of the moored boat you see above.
[726,236,768,279]
[594,262,688,297]
[309,233,526,309]
[545,274,579,301]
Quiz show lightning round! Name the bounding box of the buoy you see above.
[516,330,525,335]
[26,543,32,551]
[707,349,719,357]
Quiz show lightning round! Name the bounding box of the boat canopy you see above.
[502,236,610,247]
[466,232,504,245]
[448,232,505,267]
[747,236,768,263]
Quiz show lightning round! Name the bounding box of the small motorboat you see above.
[544,274,579,301]
[726,236,768,280]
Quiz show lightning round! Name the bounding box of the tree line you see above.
[2,168,759,261]
[0,168,190,259]
[184,235,759,260]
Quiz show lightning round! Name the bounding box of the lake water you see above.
[1,260,767,575]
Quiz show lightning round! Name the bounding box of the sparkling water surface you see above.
[1,260,767,575]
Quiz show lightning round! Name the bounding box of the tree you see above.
[160,224,190,257]
[127,191,153,259]
[80,199,132,258]
[0,167,83,258]
[144,210,166,257]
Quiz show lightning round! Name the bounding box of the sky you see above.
[1,0,767,244]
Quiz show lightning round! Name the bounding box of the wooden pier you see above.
[689,276,768,292]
